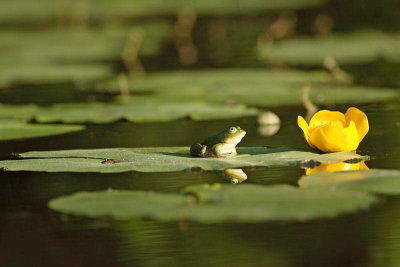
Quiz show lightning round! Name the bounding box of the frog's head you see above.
[222,126,246,144]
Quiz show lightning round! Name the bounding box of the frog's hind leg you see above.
[190,143,208,157]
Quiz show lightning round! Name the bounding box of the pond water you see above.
[1,101,399,267]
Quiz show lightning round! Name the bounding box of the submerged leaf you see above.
[299,169,400,195]
[48,184,377,222]
[0,147,367,173]
[0,120,84,141]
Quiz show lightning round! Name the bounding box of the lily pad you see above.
[94,69,399,106]
[0,63,112,88]
[94,0,326,17]
[0,0,325,24]
[0,22,171,87]
[0,101,258,123]
[0,147,367,173]
[0,120,84,141]
[48,184,377,222]
[0,23,171,62]
[95,69,333,92]
[299,169,400,195]
[258,31,400,66]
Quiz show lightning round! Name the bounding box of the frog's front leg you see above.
[212,143,237,158]
[190,143,209,157]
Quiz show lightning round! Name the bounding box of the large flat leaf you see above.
[0,101,258,123]
[0,23,171,62]
[0,63,112,88]
[94,69,399,106]
[95,69,333,93]
[0,0,325,24]
[0,147,367,173]
[299,169,400,195]
[0,23,171,87]
[90,0,326,17]
[48,184,377,222]
[258,31,400,66]
[0,120,84,141]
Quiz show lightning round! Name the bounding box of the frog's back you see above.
[201,131,226,147]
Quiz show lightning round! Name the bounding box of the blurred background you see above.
[0,0,399,95]
[1,0,400,267]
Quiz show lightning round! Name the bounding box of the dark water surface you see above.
[1,103,399,267]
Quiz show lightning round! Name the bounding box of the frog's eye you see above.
[229,127,237,133]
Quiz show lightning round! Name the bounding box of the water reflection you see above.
[305,160,369,175]
[257,111,281,136]
[258,124,280,136]
[222,169,247,184]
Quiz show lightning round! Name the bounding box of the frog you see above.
[190,126,246,158]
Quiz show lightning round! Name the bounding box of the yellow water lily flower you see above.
[305,160,369,175]
[298,107,369,152]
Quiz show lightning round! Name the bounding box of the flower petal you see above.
[297,116,312,146]
[359,161,369,170]
[345,107,369,142]
[309,110,346,130]
[309,121,360,152]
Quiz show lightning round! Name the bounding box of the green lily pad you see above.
[48,184,377,222]
[299,169,400,195]
[0,147,367,173]
[0,22,171,87]
[0,0,325,24]
[94,69,399,106]
[258,31,400,66]
[0,63,112,88]
[0,23,171,62]
[95,69,333,93]
[96,0,326,17]
[0,120,84,141]
[0,101,258,123]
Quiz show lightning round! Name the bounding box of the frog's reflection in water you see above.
[223,168,248,184]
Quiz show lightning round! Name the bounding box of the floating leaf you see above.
[95,69,333,93]
[0,120,84,141]
[0,63,112,88]
[0,23,171,62]
[258,31,400,66]
[299,169,400,195]
[0,101,258,123]
[96,0,326,17]
[0,0,325,24]
[0,147,367,173]
[48,184,377,222]
[0,23,171,87]
[94,69,399,106]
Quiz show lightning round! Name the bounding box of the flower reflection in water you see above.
[305,160,369,176]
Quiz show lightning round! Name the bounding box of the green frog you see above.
[190,126,246,158]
